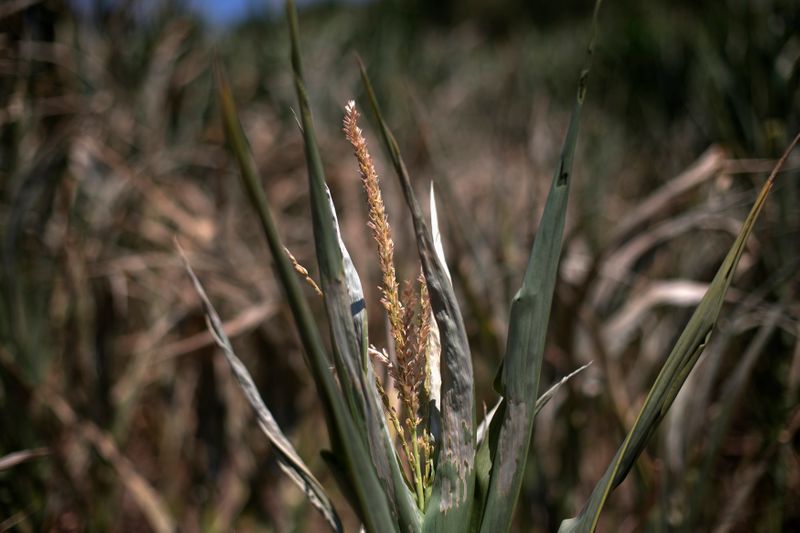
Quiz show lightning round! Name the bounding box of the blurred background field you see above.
[1,0,799,531]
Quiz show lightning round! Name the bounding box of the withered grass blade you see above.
[179,245,343,532]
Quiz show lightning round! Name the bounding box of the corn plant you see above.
[179,0,799,531]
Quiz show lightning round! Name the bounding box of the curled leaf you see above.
[178,243,343,532]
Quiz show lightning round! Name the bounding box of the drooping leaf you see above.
[477,2,603,531]
[558,133,800,533]
[359,59,476,533]
[178,245,342,532]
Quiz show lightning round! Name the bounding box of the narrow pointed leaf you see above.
[216,58,397,532]
[287,0,366,427]
[475,402,502,448]
[287,1,416,529]
[427,182,445,440]
[179,246,343,532]
[558,132,800,533]
[326,184,368,366]
[680,307,781,530]
[287,2,417,529]
[534,362,593,417]
[327,189,421,532]
[476,362,592,445]
[359,60,476,533]
[478,3,602,531]
[430,182,452,286]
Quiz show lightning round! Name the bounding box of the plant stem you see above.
[411,424,425,510]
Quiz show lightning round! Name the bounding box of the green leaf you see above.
[477,362,592,445]
[477,2,602,531]
[680,307,782,530]
[178,245,343,532]
[327,188,422,532]
[287,0,365,428]
[286,1,420,529]
[429,182,452,287]
[359,59,476,533]
[427,182,445,440]
[326,184,368,365]
[558,133,800,533]
[471,363,592,531]
[215,56,397,532]
[287,2,422,527]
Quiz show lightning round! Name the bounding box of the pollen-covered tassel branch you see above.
[343,100,405,356]
[344,100,429,509]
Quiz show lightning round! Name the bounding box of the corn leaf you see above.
[287,0,363,423]
[558,132,800,533]
[471,362,592,533]
[326,184,368,364]
[329,186,422,532]
[476,3,602,531]
[427,182,445,440]
[359,59,476,533]
[680,307,782,530]
[179,246,343,532]
[477,362,592,445]
[286,2,417,529]
[430,182,452,287]
[287,6,413,531]
[215,59,398,532]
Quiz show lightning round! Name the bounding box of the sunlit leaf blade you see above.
[427,182,445,440]
[215,57,398,532]
[178,245,343,532]
[477,2,602,531]
[326,185,368,365]
[359,59,476,533]
[430,182,452,287]
[559,132,800,533]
